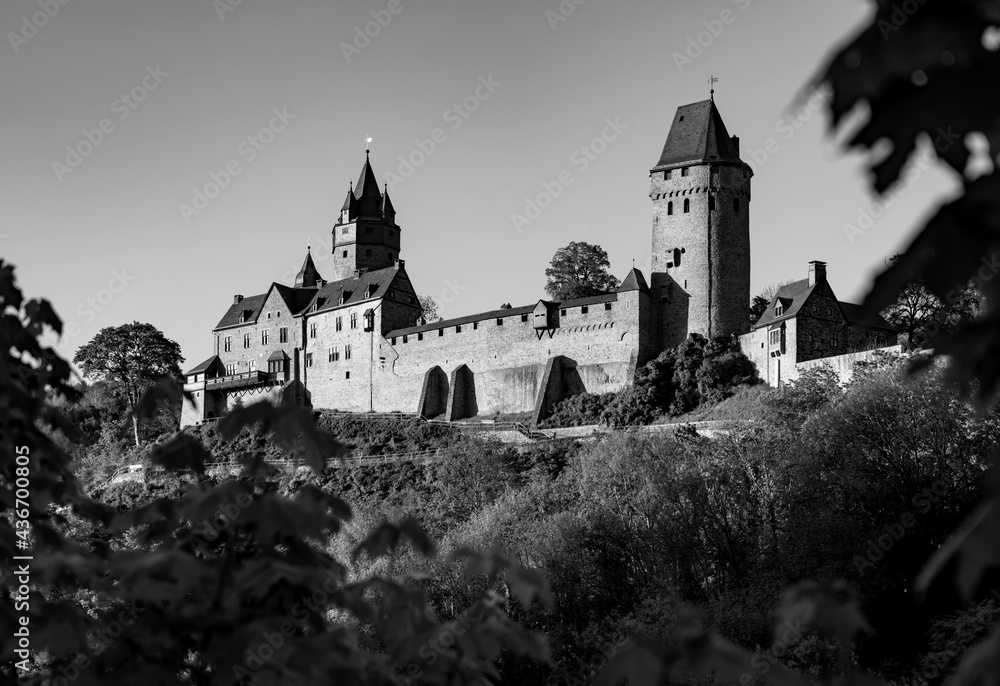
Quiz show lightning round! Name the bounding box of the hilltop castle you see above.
[181,99,897,427]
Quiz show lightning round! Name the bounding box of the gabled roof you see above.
[653,99,743,169]
[273,283,319,316]
[340,184,358,220]
[215,294,269,330]
[266,350,289,362]
[185,355,223,376]
[751,278,897,333]
[617,268,651,294]
[752,279,815,329]
[305,264,410,314]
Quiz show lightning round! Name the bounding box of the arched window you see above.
[683,198,690,213]
[667,201,673,215]
[673,248,682,268]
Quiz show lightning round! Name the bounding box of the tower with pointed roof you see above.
[332,151,402,280]
[649,98,752,344]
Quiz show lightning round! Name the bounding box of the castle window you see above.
[225,364,234,376]
[665,170,672,180]
[391,337,396,345]
[674,248,683,267]
[267,312,271,319]
[683,199,690,213]
[344,344,352,360]
[309,323,317,339]
[388,289,396,298]
[733,198,739,212]
[224,336,232,352]
[418,332,424,341]
[438,328,444,337]
[336,316,342,332]
[261,330,269,345]
[329,346,339,362]
[521,314,528,322]
[581,306,589,314]
[277,312,280,317]
[403,335,408,343]
[243,333,251,348]
[473,321,479,330]
[345,371,350,379]
[560,308,567,316]
[667,201,673,215]
[775,303,784,316]
[456,325,462,333]
[709,196,716,211]
[305,353,313,368]
[248,359,256,372]
[350,313,358,329]
[497,318,503,326]
[605,303,612,311]
[279,327,288,343]
[681,167,689,177]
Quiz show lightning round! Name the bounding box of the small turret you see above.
[294,246,322,288]
[382,184,396,225]
[341,181,358,223]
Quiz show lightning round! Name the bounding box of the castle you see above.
[181,99,897,428]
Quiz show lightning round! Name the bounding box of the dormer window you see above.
[775,302,784,317]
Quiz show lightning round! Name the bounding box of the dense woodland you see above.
[39,351,1000,685]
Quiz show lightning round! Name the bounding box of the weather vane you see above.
[709,75,719,101]
[365,135,372,153]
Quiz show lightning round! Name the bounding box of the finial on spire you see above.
[709,75,719,101]
[307,236,311,253]
[365,135,372,155]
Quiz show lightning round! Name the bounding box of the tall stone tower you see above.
[331,152,401,280]
[649,98,752,344]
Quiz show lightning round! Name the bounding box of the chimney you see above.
[233,294,244,304]
[808,261,827,287]
[731,135,740,156]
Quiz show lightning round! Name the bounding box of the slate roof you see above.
[654,99,743,169]
[185,355,223,376]
[294,250,321,288]
[355,153,383,216]
[214,265,410,331]
[306,265,407,314]
[753,279,815,329]
[385,293,619,338]
[215,294,269,330]
[752,278,897,333]
[617,268,651,294]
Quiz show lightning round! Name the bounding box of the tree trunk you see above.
[132,408,141,447]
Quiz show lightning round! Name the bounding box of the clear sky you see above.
[2,0,962,371]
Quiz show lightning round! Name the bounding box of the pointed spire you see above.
[340,180,358,220]
[617,267,650,294]
[381,183,396,222]
[354,153,383,217]
[295,247,322,288]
